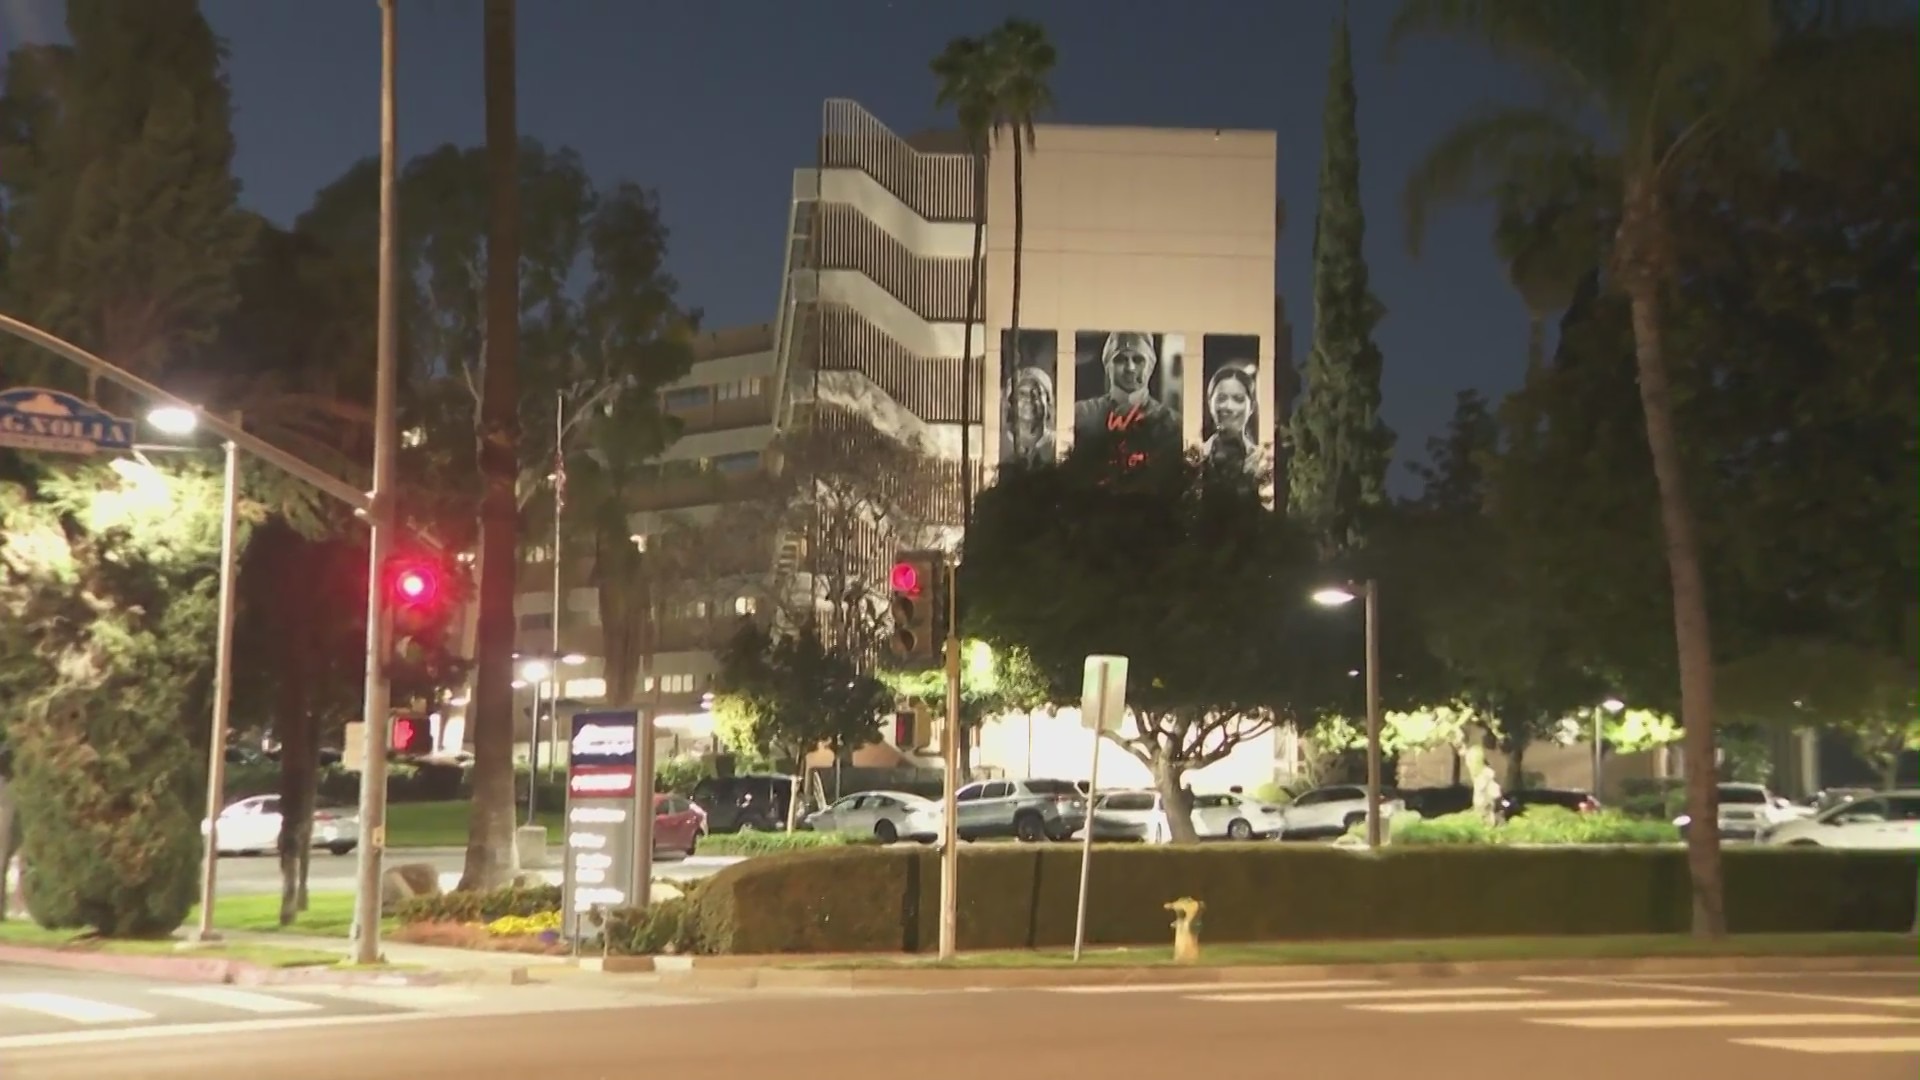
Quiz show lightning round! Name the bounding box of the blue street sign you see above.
[0,387,135,455]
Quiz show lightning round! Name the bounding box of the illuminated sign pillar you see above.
[562,708,656,939]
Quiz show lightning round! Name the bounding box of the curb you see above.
[648,952,1918,991]
[0,943,481,987]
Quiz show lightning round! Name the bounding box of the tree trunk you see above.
[462,0,522,892]
[1504,737,1528,793]
[276,692,318,927]
[959,149,985,535]
[1009,137,1026,385]
[0,775,16,922]
[1620,190,1724,938]
[1151,749,1199,844]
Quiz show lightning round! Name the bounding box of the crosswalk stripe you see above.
[148,987,323,1014]
[1541,1013,1920,1030]
[1353,997,1716,1015]
[0,993,152,1024]
[1052,979,1382,995]
[1192,987,1536,1004]
[1732,1035,1920,1054]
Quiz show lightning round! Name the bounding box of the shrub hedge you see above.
[696,831,876,857]
[394,882,562,925]
[655,845,1918,955]
[1382,807,1681,846]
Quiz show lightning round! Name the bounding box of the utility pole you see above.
[938,556,961,961]
[350,0,401,966]
[191,420,242,942]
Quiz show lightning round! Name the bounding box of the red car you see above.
[653,793,706,857]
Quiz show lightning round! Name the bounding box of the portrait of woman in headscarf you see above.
[1200,362,1265,478]
[1002,364,1056,467]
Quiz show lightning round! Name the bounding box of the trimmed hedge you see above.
[666,845,1918,955]
[1381,808,1682,846]
[696,831,876,857]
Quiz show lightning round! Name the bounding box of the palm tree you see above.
[1487,154,1610,376]
[462,0,520,891]
[931,36,995,537]
[1394,0,1872,937]
[982,21,1057,398]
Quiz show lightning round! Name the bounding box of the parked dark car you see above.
[1401,785,1473,818]
[692,774,801,834]
[1497,787,1600,822]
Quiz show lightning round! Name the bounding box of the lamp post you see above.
[1597,698,1626,797]
[139,405,242,942]
[1313,580,1382,849]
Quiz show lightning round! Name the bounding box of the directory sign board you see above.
[562,710,639,939]
[0,388,134,455]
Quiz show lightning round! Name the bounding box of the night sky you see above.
[3,0,1543,481]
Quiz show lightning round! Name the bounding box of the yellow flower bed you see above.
[486,911,562,938]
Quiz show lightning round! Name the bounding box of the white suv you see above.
[1675,782,1810,842]
[1278,785,1405,841]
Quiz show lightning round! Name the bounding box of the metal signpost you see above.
[1073,655,1129,962]
[563,710,640,941]
[0,388,134,454]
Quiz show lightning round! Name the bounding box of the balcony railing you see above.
[820,99,975,224]
[810,304,978,424]
[815,204,976,324]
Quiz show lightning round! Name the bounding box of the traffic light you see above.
[887,550,943,669]
[382,551,469,695]
[390,714,433,756]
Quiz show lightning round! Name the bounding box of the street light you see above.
[1313,579,1382,849]
[135,403,242,944]
[1596,697,1626,795]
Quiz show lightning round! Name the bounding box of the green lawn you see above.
[790,932,1919,970]
[0,919,341,967]
[385,801,560,849]
[192,891,375,937]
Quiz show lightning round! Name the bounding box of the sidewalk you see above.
[216,930,573,978]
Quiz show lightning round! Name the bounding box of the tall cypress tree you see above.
[1287,8,1392,555]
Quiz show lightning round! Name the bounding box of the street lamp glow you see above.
[561,653,587,666]
[1602,698,1626,714]
[1311,586,1358,607]
[146,405,199,436]
[519,659,552,682]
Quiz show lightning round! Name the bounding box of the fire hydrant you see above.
[1164,898,1203,964]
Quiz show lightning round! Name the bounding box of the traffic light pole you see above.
[350,0,401,967]
[938,557,961,961]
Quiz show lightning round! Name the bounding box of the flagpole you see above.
[547,390,565,780]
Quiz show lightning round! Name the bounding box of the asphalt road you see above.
[213,847,741,896]
[2,968,1914,1079]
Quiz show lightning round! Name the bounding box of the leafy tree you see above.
[713,620,891,827]
[0,0,258,392]
[881,641,1050,751]
[1721,641,1917,790]
[0,460,250,936]
[1287,10,1393,555]
[1391,0,1909,936]
[961,435,1356,841]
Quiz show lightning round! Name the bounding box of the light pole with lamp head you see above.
[1597,698,1626,796]
[139,405,241,943]
[1313,580,1382,849]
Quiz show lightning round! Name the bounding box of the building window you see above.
[733,596,757,616]
[746,376,765,396]
[664,386,710,411]
[712,451,760,474]
[518,613,552,631]
[716,381,738,402]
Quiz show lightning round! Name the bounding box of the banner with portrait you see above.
[1071,330,1185,458]
[1199,334,1265,480]
[999,329,1059,467]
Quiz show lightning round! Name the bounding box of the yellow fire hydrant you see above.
[1164,898,1204,964]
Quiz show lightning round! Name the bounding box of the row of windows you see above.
[664,596,758,622]
[662,376,767,412]
[646,673,702,695]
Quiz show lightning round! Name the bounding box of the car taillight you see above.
[314,812,337,823]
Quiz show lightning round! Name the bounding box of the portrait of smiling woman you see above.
[1200,334,1266,479]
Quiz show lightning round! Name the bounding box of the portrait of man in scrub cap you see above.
[1071,330,1182,452]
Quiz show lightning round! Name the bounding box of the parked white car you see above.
[201,794,359,856]
[1081,790,1287,843]
[803,790,942,844]
[1675,782,1811,842]
[1278,785,1405,840]
[1760,790,1920,849]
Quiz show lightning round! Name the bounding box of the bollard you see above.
[1164,897,1204,964]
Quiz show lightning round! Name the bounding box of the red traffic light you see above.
[386,559,442,608]
[890,561,921,596]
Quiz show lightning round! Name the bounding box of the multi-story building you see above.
[501,323,782,760]
[772,100,1297,790]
